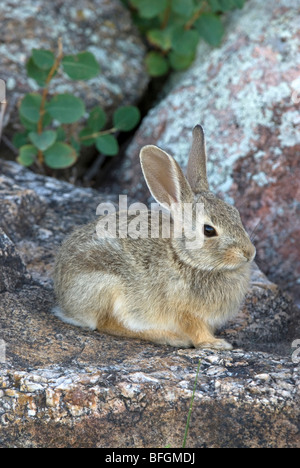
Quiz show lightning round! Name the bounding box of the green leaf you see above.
[231,0,245,8]
[62,52,100,80]
[207,0,223,11]
[46,93,85,124]
[208,0,245,11]
[87,106,107,132]
[130,11,161,34]
[17,145,38,167]
[135,0,168,18]
[147,29,172,51]
[13,131,29,149]
[56,127,66,142]
[79,128,97,147]
[113,106,141,132]
[28,130,57,151]
[195,13,224,46]
[20,93,42,123]
[32,49,55,70]
[70,136,81,153]
[145,51,169,77]
[26,58,49,86]
[169,50,196,70]
[19,111,52,131]
[38,112,52,130]
[19,115,38,131]
[44,142,77,169]
[171,28,199,55]
[171,0,195,18]
[95,134,119,156]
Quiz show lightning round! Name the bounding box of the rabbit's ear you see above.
[140,145,194,211]
[186,125,209,192]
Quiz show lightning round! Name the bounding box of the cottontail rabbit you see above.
[53,125,255,350]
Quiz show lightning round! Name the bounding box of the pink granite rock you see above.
[0,158,297,448]
[0,0,148,130]
[117,0,300,301]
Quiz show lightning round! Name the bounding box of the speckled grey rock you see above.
[0,228,30,293]
[0,0,149,130]
[0,175,46,242]
[0,159,116,287]
[0,159,299,447]
[0,347,299,447]
[114,0,300,302]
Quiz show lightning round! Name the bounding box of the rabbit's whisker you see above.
[249,219,262,243]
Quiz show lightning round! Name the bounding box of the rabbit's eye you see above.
[204,225,217,237]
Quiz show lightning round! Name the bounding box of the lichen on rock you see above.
[0,158,299,448]
[0,0,149,130]
[116,0,300,302]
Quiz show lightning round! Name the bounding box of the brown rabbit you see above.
[53,125,255,350]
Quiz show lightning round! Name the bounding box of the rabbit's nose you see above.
[244,244,256,262]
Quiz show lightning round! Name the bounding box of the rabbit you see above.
[53,125,256,350]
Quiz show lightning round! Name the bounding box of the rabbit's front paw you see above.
[196,339,233,351]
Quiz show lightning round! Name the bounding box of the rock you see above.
[0,159,299,448]
[0,349,299,448]
[0,228,30,293]
[220,264,293,355]
[0,0,149,131]
[115,0,300,302]
[0,175,45,242]
[0,159,116,287]
[0,328,299,450]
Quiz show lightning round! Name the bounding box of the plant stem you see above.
[79,127,117,141]
[182,359,201,448]
[37,37,63,164]
[184,1,208,30]
[37,38,63,134]
[161,0,172,30]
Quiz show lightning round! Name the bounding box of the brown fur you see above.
[53,126,255,350]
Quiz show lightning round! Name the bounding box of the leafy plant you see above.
[165,358,202,449]
[15,39,141,170]
[122,0,246,76]
[182,358,201,448]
